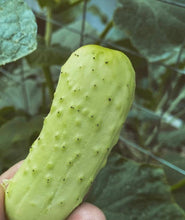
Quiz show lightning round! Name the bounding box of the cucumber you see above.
[5,44,135,220]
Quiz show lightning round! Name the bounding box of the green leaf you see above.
[88,5,108,24]
[0,107,16,126]
[0,78,41,115]
[0,107,27,127]
[163,152,185,185]
[163,152,185,210]
[0,115,43,172]
[113,0,185,63]
[87,153,185,220]
[0,0,37,65]
[167,87,185,114]
[37,0,58,9]
[41,0,84,26]
[54,0,85,14]
[148,62,167,83]
[130,104,160,123]
[106,26,126,42]
[0,61,43,115]
[158,127,185,149]
[136,88,154,100]
[26,37,70,67]
[52,20,98,51]
[37,0,83,10]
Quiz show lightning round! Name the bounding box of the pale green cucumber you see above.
[5,44,135,220]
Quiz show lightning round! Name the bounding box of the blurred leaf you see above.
[163,152,185,210]
[52,0,84,26]
[106,26,126,42]
[0,79,42,115]
[163,152,185,185]
[167,87,185,115]
[89,5,108,24]
[0,107,16,127]
[0,115,43,172]
[0,107,27,127]
[148,63,185,116]
[25,0,42,13]
[37,0,60,8]
[0,62,43,115]
[84,0,118,33]
[114,0,185,63]
[130,104,160,123]
[136,88,154,100]
[87,153,185,219]
[52,20,98,51]
[0,116,42,151]
[0,0,37,66]
[26,37,70,67]
[54,0,84,13]
[158,127,185,148]
[148,63,167,83]
[37,0,83,10]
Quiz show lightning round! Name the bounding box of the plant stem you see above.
[171,178,185,192]
[95,20,113,45]
[21,60,29,116]
[42,7,54,100]
[80,0,88,47]
[41,82,46,113]
[42,66,54,99]
[45,7,53,47]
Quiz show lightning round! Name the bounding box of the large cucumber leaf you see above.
[0,115,43,173]
[87,153,185,219]
[114,0,185,64]
[0,0,37,65]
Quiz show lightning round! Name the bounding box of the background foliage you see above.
[0,0,185,219]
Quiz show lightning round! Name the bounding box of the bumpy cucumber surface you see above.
[5,44,135,220]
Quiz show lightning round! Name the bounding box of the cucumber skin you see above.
[5,45,135,220]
